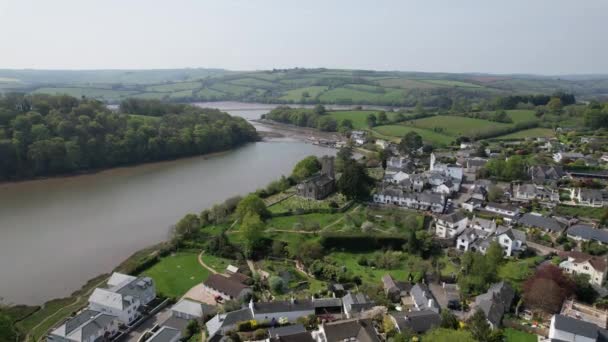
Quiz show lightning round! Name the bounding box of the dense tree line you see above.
[491,92,576,110]
[583,101,608,128]
[262,106,338,131]
[0,94,258,181]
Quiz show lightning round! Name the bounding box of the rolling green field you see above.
[328,110,394,129]
[145,81,202,92]
[505,109,537,123]
[33,87,137,101]
[373,125,454,145]
[495,128,554,140]
[142,252,209,298]
[377,78,439,89]
[407,115,511,136]
[319,87,404,104]
[422,79,483,88]
[279,86,328,101]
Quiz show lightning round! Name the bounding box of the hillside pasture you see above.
[328,110,395,129]
[33,87,137,101]
[421,79,483,88]
[407,115,511,137]
[372,125,454,146]
[377,78,439,89]
[494,127,554,140]
[279,86,328,101]
[319,87,404,104]
[145,81,202,92]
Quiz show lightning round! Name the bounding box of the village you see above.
[43,128,608,342]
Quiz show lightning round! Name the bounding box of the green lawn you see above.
[199,254,234,273]
[268,193,348,214]
[495,128,554,140]
[209,82,253,96]
[498,256,545,291]
[142,252,209,298]
[327,251,428,287]
[265,212,345,231]
[505,328,538,342]
[197,87,227,98]
[408,115,511,137]
[280,86,328,101]
[373,125,454,146]
[555,205,605,220]
[169,89,193,98]
[377,78,439,89]
[229,77,276,88]
[328,110,395,129]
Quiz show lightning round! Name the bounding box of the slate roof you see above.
[568,225,608,244]
[147,326,181,342]
[390,310,441,334]
[268,324,307,338]
[51,309,117,342]
[205,308,253,339]
[322,319,380,342]
[252,299,314,314]
[170,299,206,318]
[486,202,517,213]
[204,274,250,298]
[496,226,527,243]
[312,298,342,308]
[552,314,606,340]
[437,211,467,224]
[474,281,514,327]
[270,331,315,342]
[518,213,565,233]
[410,283,440,313]
[342,293,375,315]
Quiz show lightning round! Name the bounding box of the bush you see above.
[253,329,268,340]
[269,276,286,294]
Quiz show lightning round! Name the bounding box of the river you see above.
[0,102,336,305]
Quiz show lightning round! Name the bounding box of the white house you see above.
[435,211,468,239]
[559,251,607,286]
[249,298,314,323]
[88,273,156,325]
[553,152,585,163]
[495,227,527,257]
[513,183,560,203]
[571,188,608,207]
[376,139,389,149]
[384,171,411,184]
[456,228,490,252]
[483,202,519,222]
[373,188,446,213]
[548,314,604,342]
[350,131,367,146]
[48,310,119,342]
[88,288,141,325]
[470,216,497,234]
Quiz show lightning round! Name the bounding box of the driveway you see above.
[121,308,172,342]
[182,283,219,306]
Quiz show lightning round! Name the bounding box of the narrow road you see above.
[197,251,218,274]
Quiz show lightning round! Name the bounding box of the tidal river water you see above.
[0,102,336,305]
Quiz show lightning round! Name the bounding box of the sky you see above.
[1,0,607,75]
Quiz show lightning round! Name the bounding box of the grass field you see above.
[498,256,545,291]
[328,110,395,129]
[377,78,439,89]
[229,77,276,88]
[169,90,193,98]
[504,328,538,342]
[199,254,233,273]
[373,125,454,145]
[145,81,202,92]
[209,83,253,96]
[407,115,511,137]
[421,79,483,88]
[268,193,348,214]
[319,87,404,104]
[197,87,227,98]
[33,87,137,100]
[279,86,328,101]
[265,212,345,231]
[495,128,554,140]
[142,252,209,298]
[505,110,537,123]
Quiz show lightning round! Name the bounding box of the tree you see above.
[366,114,377,127]
[423,328,474,342]
[572,274,598,304]
[487,186,503,202]
[485,241,505,266]
[241,212,264,258]
[186,320,200,337]
[547,97,563,113]
[269,275,285,293]
[467,310,502,342]
[377,111,388,125]
[523,264,574,313]
[339,119,354,133]
[398,131,423,155]
[0,311,17,342]
[271,240,287,257]
[317,116,338,132]
[292,156,321,181]
[314,104,326,115]
[337,160,374,200]
[236,194,269,221]
[440,310,459,329]
[173,213,200,241]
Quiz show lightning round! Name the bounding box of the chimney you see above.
[428,299,434,308]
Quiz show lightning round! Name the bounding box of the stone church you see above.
[296,156,336,200]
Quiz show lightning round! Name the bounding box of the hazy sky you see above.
[1,0,607,74]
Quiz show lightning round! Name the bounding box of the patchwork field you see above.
[407,115,511,137]
[279,86,328,101]
[373,125,454,146]
[505,109,537,123]
[421,79,483,88]
[319,87,404,104]
[145,81,202,92]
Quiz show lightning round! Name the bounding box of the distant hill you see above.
[1,68,607,105]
